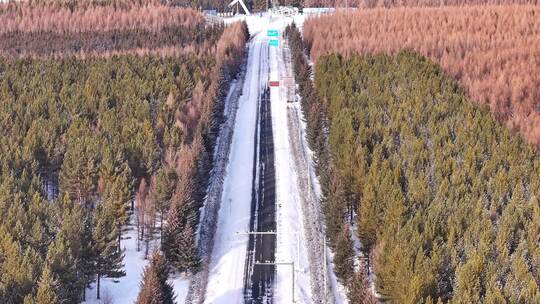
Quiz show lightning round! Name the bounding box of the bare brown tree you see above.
[0,2,216,58]
[0,3,203,35]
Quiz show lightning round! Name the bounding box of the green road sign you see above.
[267,29,279,37]
[269,39,279,46]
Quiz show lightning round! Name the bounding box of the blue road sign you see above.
[269,39,279,47]
[267,29,279,37]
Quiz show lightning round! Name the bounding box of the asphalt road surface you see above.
[243,42,277,303]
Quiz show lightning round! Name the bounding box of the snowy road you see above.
[204,20,270,304]
[243,81,276,303]
[205,14,338,304]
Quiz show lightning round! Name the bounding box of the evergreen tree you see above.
[449,250,484,303]
[358,178,378,253]
[152,251,176,304]
[59,122,101,208]
[163,187,199,272]
[35,265,60,304]
[0,226,39,303]
[333,224,355,281]
[57,194,93,301]
[92,203,126,300]
[80,209,96,301]
[151,167,177,247]
[101,158,132,250]
[324,168,347,245]
[45,234,80,303]
[27,193,50,256]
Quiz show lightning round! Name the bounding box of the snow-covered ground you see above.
[83,217,189,304]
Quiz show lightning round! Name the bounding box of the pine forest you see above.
[303,6,540,148]
[0,1,247,303]
[287,6,540,302]
[2,0,540,303]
